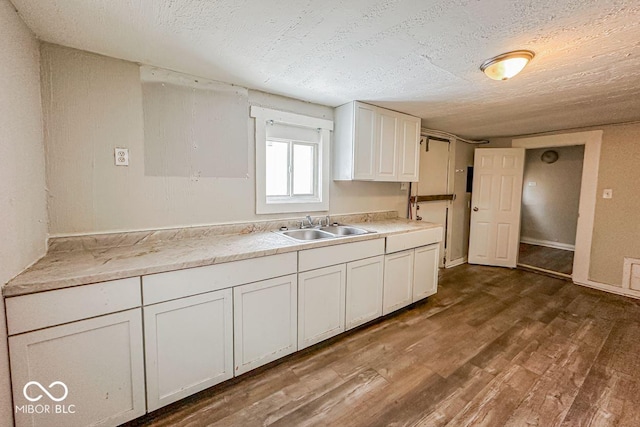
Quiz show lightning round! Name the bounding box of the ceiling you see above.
[11,0,640,139]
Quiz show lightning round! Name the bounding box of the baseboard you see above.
[520,237,575,251]
[517,263,572,281]
[574,279,640,300]
[446,257,467,268]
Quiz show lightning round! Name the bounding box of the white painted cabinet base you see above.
[298,265,346,349]
[9,309,146,427]
[383,250,415,315]
[346,256,384,330]
[234,274,298,375]
[144,289,233,411]
[413,244,439,302]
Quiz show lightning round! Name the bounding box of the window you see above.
[251,106,333,214]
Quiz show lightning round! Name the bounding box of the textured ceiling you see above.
[11,0,640,138]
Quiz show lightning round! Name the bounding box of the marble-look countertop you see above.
[3,218,442,297]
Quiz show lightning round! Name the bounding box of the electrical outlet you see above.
[115,148,129,166]
[400,182,408,191]
[603,189,613,199]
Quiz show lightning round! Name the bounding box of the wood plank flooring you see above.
[126,264,640,427]
[519,243,574,275]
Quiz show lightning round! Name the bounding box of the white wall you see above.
[41,44,407,236]
[0,0,48,424]
[521,145,584,247]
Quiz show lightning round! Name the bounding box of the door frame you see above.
[512,130,602,284]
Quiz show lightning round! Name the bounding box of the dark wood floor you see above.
[519,243,575,276]
[129,264,640,427]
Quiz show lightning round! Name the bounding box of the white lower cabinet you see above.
[413,244,439,302]
[346,256,384,330]
[383,249,415,315]
[143,289,233,411]
[9,309,146,427]
[234,274,298,375]
[298,265,346,349]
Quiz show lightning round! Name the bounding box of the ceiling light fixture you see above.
[480,50,535,81]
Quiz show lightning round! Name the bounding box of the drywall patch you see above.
[141,66,249,178]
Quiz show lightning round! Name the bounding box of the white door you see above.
[412,138,450,267]
[468,148,525,268]
[413,244,440,301]
[234,274,298,375]
[9,310,146,427]
[298,265,346,349]
[383,250,414,315]
[144,289,233,411]
[346,255,384,330]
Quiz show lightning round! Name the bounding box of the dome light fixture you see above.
[480,50,535,81]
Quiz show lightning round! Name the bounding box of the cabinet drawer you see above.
[6,277,141,335]
[143,252,297,305]
[298,238,384,272]
[385,227,443,254]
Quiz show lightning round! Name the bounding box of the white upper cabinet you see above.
[397,116,421,182]
[352,102,377,180]
[375,110,399,180]
[334,101,421,182]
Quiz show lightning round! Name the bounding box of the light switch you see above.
[400,182,408,191]
[603,189,613,199]
[528,181,537,187]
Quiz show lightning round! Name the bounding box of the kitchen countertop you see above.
[3,218,442,297]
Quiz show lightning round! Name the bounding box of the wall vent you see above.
[622,257,640,291]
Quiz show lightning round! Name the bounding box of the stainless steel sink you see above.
[280,229,335,241]
[277,224,373,241]
[318,225,371,236]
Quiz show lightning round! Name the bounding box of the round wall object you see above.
[541,150,559,164]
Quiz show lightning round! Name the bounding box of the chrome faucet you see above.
[303,215,314,228]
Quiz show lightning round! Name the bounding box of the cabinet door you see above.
[413,244,439,302]
[9,309,145,427]
[144,289,233,411]
[353,102,377,180]
[383,250,415,315]
[346,256,384,330]
[376,110,399,180]
[397,116,421,182]
[234,274,297,375]
[298,265,346,349]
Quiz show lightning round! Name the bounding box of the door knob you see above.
[473,207,479,212]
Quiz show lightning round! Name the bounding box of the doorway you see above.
[517,145,585,278]
[512,130,602,285]
[410,137,452,268]
[467,130,602,286]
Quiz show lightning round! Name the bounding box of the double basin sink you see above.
[277,225,373,242]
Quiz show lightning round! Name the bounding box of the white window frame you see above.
[252,106,333,214]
